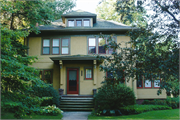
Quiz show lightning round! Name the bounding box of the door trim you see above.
[67,68,79,94]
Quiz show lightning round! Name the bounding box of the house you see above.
[25,10,166,101]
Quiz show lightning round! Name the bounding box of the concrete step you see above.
[61,97,93,100]
[60,107,94,111]
[60,101,93,105]
[61,99,93,102]
[60,105,94,108]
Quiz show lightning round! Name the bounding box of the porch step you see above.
[59,96,94,111]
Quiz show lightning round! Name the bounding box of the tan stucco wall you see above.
[27,35,166,99]
[71,36,87,55]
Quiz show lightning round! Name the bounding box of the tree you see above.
[96,0,179,96]
[1,0,76,118]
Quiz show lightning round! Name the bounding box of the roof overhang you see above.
[50,55,99,61]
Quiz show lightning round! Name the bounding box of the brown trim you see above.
[52,38,60,55]
[88,38,96,54]
[98,38,106,54]
[61,38,69,55]
[42,38,50,55]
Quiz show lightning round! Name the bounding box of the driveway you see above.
[61,112,91,120]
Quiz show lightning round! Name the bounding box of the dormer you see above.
[61,10,97,27]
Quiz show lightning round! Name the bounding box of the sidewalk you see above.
[61,112,91,120]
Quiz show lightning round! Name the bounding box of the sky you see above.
[72,0,101,14]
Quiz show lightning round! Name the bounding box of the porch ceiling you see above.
[50,55,99,61]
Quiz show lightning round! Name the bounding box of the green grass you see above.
[1,112,63,119]
[88,109,180,119]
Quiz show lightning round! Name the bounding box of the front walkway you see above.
[61,112,91,120]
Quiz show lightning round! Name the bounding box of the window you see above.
[83,19,90,26]
[43,39,50,54]
[39,70,53,84]
[52,39,60,54]
[62,38,69,54]
[67,19,90,27]
[76,20,82,26]
[88,38,96,54]
[98,38,106,54]
[137,75,143,88]
[154,80,160,88]
[68,20,74,27]
[144,80,152,88]
[108,37,116,54]
[42,38,70,55]
[85,68,93,80]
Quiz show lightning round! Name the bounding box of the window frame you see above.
[84,67,93,80]
[52,38,60,55]
[98,38,106,54]
[42,39,51,55]
[68,20,75,27]
[137,75,143,89]
[88,38,96,54]
[61,38,70,55]
[144,76,152,88]
[67,18,91,27]
[107,37,117,54]
[154,78,161,88]
[83,19,90,27]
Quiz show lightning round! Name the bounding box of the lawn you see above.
[1,111,63,119]
[88,109,180,119]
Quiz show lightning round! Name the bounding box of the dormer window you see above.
[68,20,74,27]
[76,20,82,26]
[67,18,91,27]
[83,19,90,26]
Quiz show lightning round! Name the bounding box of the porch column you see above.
[93,60,97,85]
[59,60,63,85]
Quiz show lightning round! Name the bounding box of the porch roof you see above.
[50,55,99,61]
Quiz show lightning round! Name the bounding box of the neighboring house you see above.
[25,10,166,100]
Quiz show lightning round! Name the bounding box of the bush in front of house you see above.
[142,96,179,109]
[120,104,172,115]
[32,84,60,107]
[94,83,136,116]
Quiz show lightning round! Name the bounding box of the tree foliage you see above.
[96,0,179,96]
[1,0,76,118]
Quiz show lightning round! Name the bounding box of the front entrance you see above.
[67,68,79,94]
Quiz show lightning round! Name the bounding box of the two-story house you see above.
[25,10,166,101]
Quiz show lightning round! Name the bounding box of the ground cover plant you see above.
[88,109,179,119]
[142,96,179,109]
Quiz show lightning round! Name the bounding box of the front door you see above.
[67,68,79,94]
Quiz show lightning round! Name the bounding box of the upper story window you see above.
[43,39,50,54]
[62,38,69,54]
[42,38,70,55]
[67,18,90,27]
[83,19,90,26]
[52,39,60,54]
[88,38,96,54]
[88,37,116,54]
[98,38,106,54]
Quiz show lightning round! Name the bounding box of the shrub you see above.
[37,105,63,116]
[166,96,179,109]
[94,83,136,116]
[32,84,60,107]
[120,105,172,115]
